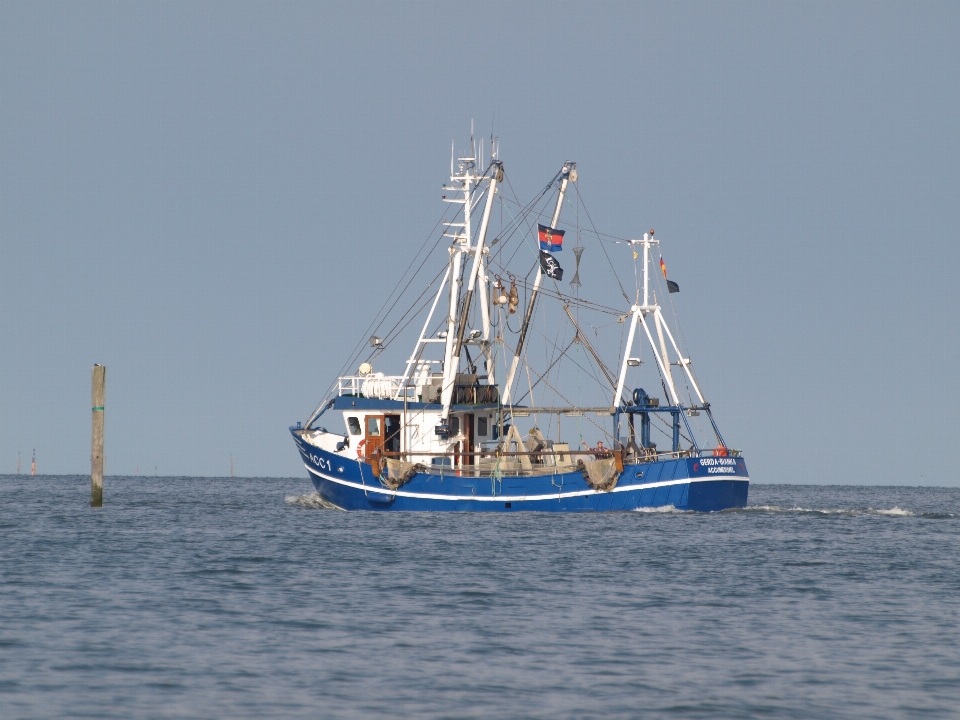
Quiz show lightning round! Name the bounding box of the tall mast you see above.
[501,161,576,405]
[453,162,502,371]
[438,149,477,419]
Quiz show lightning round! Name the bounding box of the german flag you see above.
[661,257,679,293]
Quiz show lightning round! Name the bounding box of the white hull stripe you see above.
[303,463,748,503]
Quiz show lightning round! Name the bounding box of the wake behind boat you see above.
[291,134,748,511]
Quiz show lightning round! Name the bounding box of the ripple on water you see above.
[0,476,958,720]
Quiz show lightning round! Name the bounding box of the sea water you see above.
[1,475,958,719]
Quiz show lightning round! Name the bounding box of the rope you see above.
[574,182,630,303]
[513,355,615,441]
[511,335,578,405]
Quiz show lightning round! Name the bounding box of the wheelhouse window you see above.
[366,417,381,436]
[347,417,361,436]
[477,416,488,437]
[384,415,401,453]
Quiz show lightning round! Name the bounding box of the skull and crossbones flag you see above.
[539,250,564,281]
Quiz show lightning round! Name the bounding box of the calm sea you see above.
[1,475,958,719]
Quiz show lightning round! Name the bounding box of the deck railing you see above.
[337,375,417,400]
[381,447,739,463]
[374,447,739,476]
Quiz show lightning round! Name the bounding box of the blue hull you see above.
[292,431,748,512]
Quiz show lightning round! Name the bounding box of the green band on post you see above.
[92,406,104,411]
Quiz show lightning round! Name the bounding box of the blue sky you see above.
[2,1,958,483]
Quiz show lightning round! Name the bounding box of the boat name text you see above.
[698,457,738,474]
[309,454,333,471]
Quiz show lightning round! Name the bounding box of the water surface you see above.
[2,476,958,718]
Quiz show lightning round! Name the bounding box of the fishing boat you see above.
[291,135,748,511]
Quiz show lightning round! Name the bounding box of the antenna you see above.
[450,140,454,176]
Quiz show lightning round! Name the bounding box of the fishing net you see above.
[579,458,620,492]
[383,460,423,489]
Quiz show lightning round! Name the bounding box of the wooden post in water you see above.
[91,364,105,507]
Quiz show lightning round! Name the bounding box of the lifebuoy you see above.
[356,439,366,459]
[713,446,728,457]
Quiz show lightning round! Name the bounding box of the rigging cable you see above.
[574,182,630,303]
[304,209,453,424]
[366,160,498,354]
[511,335,578,405]
[514,358,616,441]
[374,265,450,353]
[498,176,557,271]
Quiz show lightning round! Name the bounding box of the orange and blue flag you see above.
[538,224,564,252]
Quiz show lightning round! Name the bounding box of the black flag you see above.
[539,250,564,281]
[667,280,680,293]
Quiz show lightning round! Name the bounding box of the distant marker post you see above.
[91,365,106,507]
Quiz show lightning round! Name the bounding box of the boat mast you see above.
[613,232,708,409]
[452,161,502,376]
[438,138,483,420]
[476,136,501,379]
[615,232,676,405]
[393,264,452,400]
[393,142,502,415]
[501,161,576,405]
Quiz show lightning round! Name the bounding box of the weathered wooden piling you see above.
[91,365,105,507]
